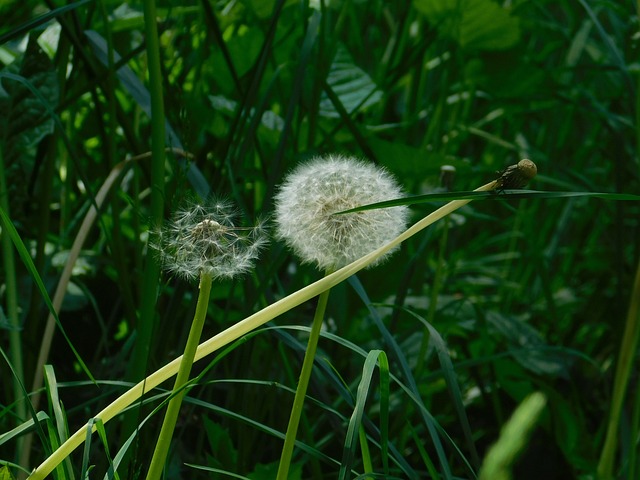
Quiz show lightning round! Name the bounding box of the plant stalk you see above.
[597,258,640,479]
[127,0,167,383]
[277,286,332,480]
[145,272,213,480]
[0,145,26,452]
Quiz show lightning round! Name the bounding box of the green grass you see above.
[1,0,639,479]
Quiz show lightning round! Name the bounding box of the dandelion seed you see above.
[274,154,409,271]
[152,198,267,281]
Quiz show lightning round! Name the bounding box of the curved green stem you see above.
[277,286,332,480]
[145,272,213,480]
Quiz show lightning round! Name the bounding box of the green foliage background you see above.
[0,0,638,478]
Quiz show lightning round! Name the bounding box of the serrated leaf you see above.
[414,0,520,51]
[319,45,382,118]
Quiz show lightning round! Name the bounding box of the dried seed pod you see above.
[495,159,537,190]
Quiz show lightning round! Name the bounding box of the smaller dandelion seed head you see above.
[274,154,410,271]
[151,198,267,281]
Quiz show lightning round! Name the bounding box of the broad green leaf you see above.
[212,25,265,87]
[319,45,382,118]
[0,35,58,219]
[414,0,521,51]
[369,136,469,179]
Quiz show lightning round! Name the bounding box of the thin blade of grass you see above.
[0,0,92,44]
[0,207,95,383]
[349,276,452,479]
[43,366,75,480]
[337,189,640,213]
[402,307,481,471]
[338,350,389,480]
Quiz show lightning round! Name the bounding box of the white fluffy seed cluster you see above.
[274,155,409,271]
[153,199,267,281]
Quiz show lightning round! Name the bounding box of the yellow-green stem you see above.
[597,258,640,479]
[277,286,332,480]
[145,272,213,480]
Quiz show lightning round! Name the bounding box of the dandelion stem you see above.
[277,285,332,480]
[146,271,213,480]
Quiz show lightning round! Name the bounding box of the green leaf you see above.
[0,0,92,45]
[0,465,17,480]
[368,136,473,183]
[479,393,547,480]
[414,0,521,51]
[336,189,640,213]
[487,312,568,376]
[210,24,265,91]
[319,45,382,118]
[249,461,303,480]
[203,417,238,470]
[0,35,58,219]
[338,350,390,480]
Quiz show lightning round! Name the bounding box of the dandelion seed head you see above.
[274,154,409,271]
[152,198,267,281]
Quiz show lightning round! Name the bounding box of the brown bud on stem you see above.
[495,159,537,190]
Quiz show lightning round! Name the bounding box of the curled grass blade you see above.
[349,276,453,478]
[43,366,75,480]
[338,350,389,480]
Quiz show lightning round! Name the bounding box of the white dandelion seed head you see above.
[152,198,267,281]
[274,154,410,271]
